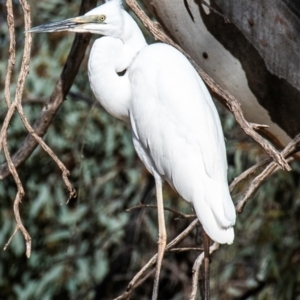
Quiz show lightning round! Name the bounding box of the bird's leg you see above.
[202,230,211,300]
[152,177,167,300]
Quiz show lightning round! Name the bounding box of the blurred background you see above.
[0,0,300,299]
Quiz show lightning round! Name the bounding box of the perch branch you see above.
[114,219,199,300]
[126,203,196,219]
[126,0,290,171]
[190,242,219,300]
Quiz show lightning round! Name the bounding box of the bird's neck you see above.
[88,10,147,122]
[116,10,147,71]
[88,37,132,122]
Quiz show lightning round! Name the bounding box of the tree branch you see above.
[1,0,33,258]
[229,158,271,193]
[4,0,15,108]
[126,202,196,219]
[236,134,300,213]
[114,219,199,300]
[190,242,219,300]
[0,0,98,180]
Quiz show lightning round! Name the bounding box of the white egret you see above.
[29,0,236,298]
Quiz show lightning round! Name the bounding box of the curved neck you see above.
[116,10,147,71]
[88,37,132,122]
[87,10,147,122]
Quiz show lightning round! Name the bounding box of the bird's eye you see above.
[99,15,106,22]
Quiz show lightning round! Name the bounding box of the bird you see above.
[29,0,236,299]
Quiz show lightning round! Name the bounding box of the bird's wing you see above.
[129,43,235,243]
[130,43,227,183]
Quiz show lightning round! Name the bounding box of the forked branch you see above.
[0,0,96,257]
[115,219,200,300]
[1,0,32,257]
[190,242,219,300]
[235,134,300,213]
[0,0,97,180]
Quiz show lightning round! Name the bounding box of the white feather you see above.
[129,43,236,244]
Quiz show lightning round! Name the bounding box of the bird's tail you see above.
[193,177,236,244]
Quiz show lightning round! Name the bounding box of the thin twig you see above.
[1,0,33,258]
[236,134,300,213]
[126,0,290,171]
[16,0,76,200]
[0,102,17,153]
[229,158,271,193]
[3,139,31,257]
[167,247,203,253]
[0,0,98,180]
[114,219,199,300]
[4,0,15,108]
[16,102,76,200]
[1,0,96,256]
[126,203,196,219]
[236,156,294,213]
[190,242,219,300]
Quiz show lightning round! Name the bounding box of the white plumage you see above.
[85,1,236,244]
[29,0,236,297]
[128,43,235,243]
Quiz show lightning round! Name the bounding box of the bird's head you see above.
[28,0,124,37]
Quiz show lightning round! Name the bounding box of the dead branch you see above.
[16,102,76,200]
[126,0,290,171]
[229,158,271,193]
[3,140,31,257]
[126,203,197,219]
[1,0,96,257]
[190,242,219,300]
[4,0,15,108]
[167,247,203,253]
[2,0,33,257]
[236,134,300,213]
[114,219,199,300]
[0,0,98,180]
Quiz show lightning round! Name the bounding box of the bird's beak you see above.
[28,16,92,33]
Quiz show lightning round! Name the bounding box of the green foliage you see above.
[0,1,299,299]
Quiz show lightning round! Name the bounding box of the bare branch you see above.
[190,242,219,300]
[16,0,31,105]
[250,123,269,131]
[236,156,294,213]
[16,102,76,200]
[0,102,17,153]
[1,0,33,257]
[1,0,91,256]
[3,140,31,257]
[126,0,290,171]
[126,203,196,219]
[114,219,199,300]
[4,0,15,108]
[0,0,98,180]
[167,247,203,253]
[229,158,271,193]
[236,134,300,213]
